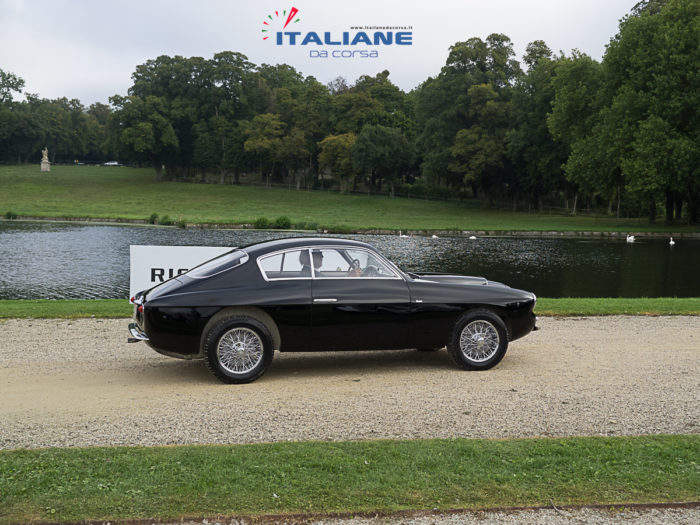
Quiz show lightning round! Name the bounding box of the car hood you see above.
[411,273,503,287]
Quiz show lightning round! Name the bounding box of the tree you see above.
[550,0,699,222]
[243,113,284,185]
[547,51,606,213]
[318,133,357,191]
[276,127,309,189]
[603,0,699,222]
[108,95,178,179]
[415,34,521,197]
[353,124,412,195]
[0,68,25,103]
[506,41,569,211]
[449,84,509,200]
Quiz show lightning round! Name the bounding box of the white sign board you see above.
[129,245,232,300]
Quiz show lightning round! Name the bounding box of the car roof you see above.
[243,237,375,257]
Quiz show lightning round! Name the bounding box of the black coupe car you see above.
[128,237,537,383]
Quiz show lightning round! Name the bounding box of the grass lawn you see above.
[1,435,698,523]
[1,297,698,319]
[2,164,698,232]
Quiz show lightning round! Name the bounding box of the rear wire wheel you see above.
[447,310,508,370]
[203,316,274,383]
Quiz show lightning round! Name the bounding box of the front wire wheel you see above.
[448,310,508,370]
[459,319,500,362]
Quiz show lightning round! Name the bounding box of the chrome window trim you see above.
[257,246,404,282]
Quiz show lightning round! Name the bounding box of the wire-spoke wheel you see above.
[448,310,508,370]
[203,315,274,383]
[459,320,500,362]
[217,327,264,375]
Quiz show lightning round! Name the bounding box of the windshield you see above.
[185,249,249,279]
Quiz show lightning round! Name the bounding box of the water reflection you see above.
[0,221,697,299]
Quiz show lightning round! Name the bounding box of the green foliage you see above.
[253,216,270,229]
[353,124,412,194]
[4,210,17,219]
[3,165,699,232]
[147,213,158,224]
[506,41,570,209]
[0,299,131,318]
[0,68,25,103]
[549,0,700,222]
[318,132,357,191]
[1,4,698,222]
[293,220,319,231]
[0,91,110,164]
[272,215,292,229]
[535,297,700,316]
[1,436,698,523]
[157,214,172,226]
[416,34,520,199]
[175,217,187,229]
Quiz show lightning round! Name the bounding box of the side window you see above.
[313,248,345,276]
[344,249,397,278]
[308,248,399,279]
[259,247,400,280]
[258,249,309,280]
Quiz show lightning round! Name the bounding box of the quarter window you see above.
[258,249,310,279]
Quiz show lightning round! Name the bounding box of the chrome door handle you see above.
[313,298,338,303]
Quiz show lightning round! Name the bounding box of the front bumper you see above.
[127,322,149,343]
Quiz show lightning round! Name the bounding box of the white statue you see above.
[40,147,50,172]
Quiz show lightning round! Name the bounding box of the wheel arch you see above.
[460,305,513,341]
[198,306,281,357]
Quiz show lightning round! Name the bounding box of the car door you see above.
[309,247,412,351]
[256,248,313,351]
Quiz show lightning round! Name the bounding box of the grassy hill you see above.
[2,164,698,233]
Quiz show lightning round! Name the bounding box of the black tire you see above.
[202,315,274,384]
[447,310,508,370]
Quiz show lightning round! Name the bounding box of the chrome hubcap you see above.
[217,327,263,375]
[459,320,500,362]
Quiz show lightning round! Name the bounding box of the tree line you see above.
[0,0,697,222]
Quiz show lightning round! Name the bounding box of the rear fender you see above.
[198,306,282,357]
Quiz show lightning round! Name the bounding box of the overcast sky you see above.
[0,0,636,106]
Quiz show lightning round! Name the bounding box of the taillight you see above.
[138,305,144,313]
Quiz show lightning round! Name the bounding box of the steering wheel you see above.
[347,259,361,277]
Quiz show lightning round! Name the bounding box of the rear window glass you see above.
[185,249,249,279]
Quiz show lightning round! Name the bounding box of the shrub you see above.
[294,221,319,231]
[176,218,187,229]
[272,216,292,229]
[5,211,18,220]
[254,217,270,229]
[158,215,173,226]
[325,224,353,234]
[148,213,158,224]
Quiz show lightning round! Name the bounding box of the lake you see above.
[0,221,697,299]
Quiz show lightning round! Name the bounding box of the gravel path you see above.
[1,316,698,449]
[1,316,698,524]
